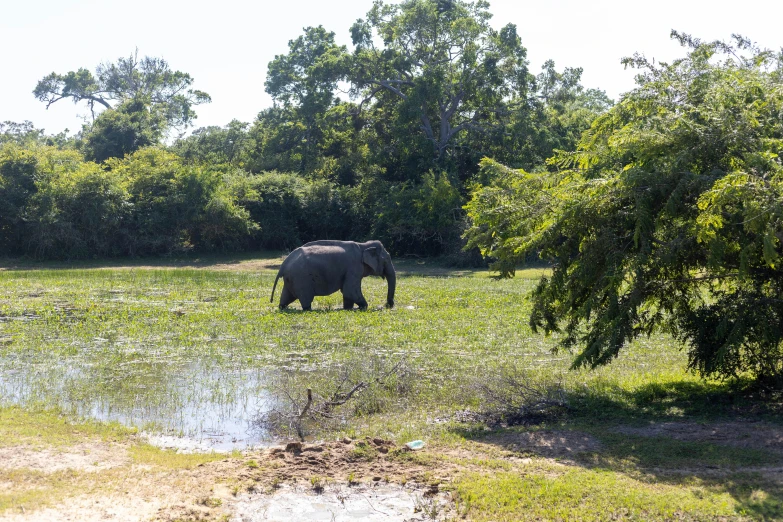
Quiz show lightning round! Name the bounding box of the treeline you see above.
[0,141,474,259]
[1,0,610,260]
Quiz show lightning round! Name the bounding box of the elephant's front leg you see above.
[342,278,368,310]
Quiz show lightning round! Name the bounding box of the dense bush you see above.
[25,160,131,258]
[0,145,86,256]
[0,145,256,259]
[228,170,355,250]
[371,171,464,256]
[0,142,477,259]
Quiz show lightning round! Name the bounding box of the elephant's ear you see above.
[362,247,381,274]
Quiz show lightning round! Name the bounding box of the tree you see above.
[257,26,355,177]
[0,121,74,148]
[33,51,210,129]
[464,32,783,387]
[81,97,167,162]
[349,0,530,166]
[172,120,251,167]
[467,61,613,173]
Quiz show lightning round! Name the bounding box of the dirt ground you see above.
[616,421,783,454]
[3,421,783,521]
[2,436,460,521]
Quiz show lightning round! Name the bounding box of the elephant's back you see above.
[301,242,357,258]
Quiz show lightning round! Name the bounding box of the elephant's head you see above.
[362,241,396,308]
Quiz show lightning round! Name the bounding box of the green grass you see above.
[453,467,741,521]
[0,406,135,448]
[1,254,782,520]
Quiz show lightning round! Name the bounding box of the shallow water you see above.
[0,351,275,451]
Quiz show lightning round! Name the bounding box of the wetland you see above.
[1,255,782,521]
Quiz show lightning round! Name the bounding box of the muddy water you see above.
[0,352,276,451]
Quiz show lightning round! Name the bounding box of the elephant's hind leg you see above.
[278,286,296,309]
[299,296,314,311]
[343,296,355,310]
[297,289,315,311]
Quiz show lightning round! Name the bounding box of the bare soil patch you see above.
[479,429,603,458]
[1,495,162,522]
[0,443,129,473]
[617,421,783,453]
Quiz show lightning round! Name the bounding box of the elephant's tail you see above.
[270,272,282,303]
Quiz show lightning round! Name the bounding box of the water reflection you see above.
[0,348,276,451]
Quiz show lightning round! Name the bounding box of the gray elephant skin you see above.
[270,240,396,310]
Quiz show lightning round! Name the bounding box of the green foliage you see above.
[172,120,251,168]
[111,148,255,254]
[0,145,255,259]
[373,171,463,255]
[254,26,355,178]
[81,97,167,162]
[464,158,552,276]
[464,32,783,386]
[0,121,74,148]
[227,170,353,250]
[24,160,130,259]
[350,0,529,165]
[0,145,86,256]
[33,51,210,129]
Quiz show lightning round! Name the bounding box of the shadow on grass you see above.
[450,378,783,519]
[568,378,783,424]
[276,306,390,314]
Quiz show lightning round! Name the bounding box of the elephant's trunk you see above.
[385,262,396,308]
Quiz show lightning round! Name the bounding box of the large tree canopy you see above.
[465,32,783,386]
[349,0,530,165]
[258,26,357,177]
[33,51,210,129]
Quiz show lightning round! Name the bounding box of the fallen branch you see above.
[257,359,409,441]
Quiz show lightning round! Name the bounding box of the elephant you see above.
[270,240,396,311]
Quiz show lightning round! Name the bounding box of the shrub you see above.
[112,148,255,255]
[372,171,464,256]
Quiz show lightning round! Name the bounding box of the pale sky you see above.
[1,0,781,136]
